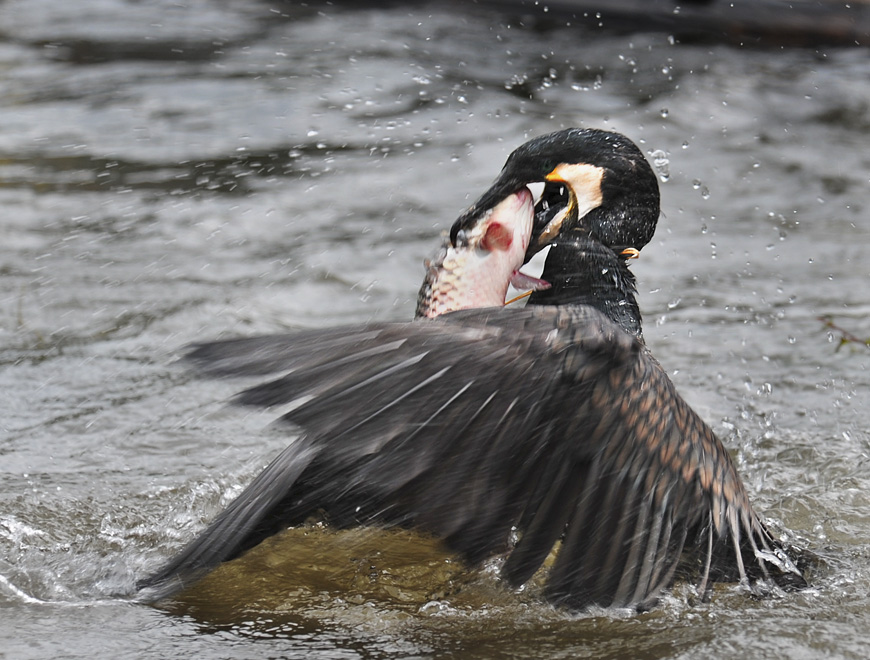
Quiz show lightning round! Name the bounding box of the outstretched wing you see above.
[138,305,803,607]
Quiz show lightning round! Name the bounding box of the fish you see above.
[415,188,549,319]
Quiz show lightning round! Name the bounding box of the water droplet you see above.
[660,108,669,118]
[649,149,670,182]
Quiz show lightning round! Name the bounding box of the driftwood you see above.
[474,0,870,47]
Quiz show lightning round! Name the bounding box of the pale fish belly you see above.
[415,188,540,319]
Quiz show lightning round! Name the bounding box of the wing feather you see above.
[139,305,805,608]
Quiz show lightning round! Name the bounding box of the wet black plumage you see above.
[138,128,805,609]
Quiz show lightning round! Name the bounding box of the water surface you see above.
[1,1,869,658]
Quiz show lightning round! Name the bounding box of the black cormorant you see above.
[138,128,805,610]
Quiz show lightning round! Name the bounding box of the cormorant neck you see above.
[528,234,644,342]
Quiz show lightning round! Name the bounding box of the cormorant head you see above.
[450,128,661,263]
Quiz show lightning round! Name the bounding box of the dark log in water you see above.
[472,0,870,47]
